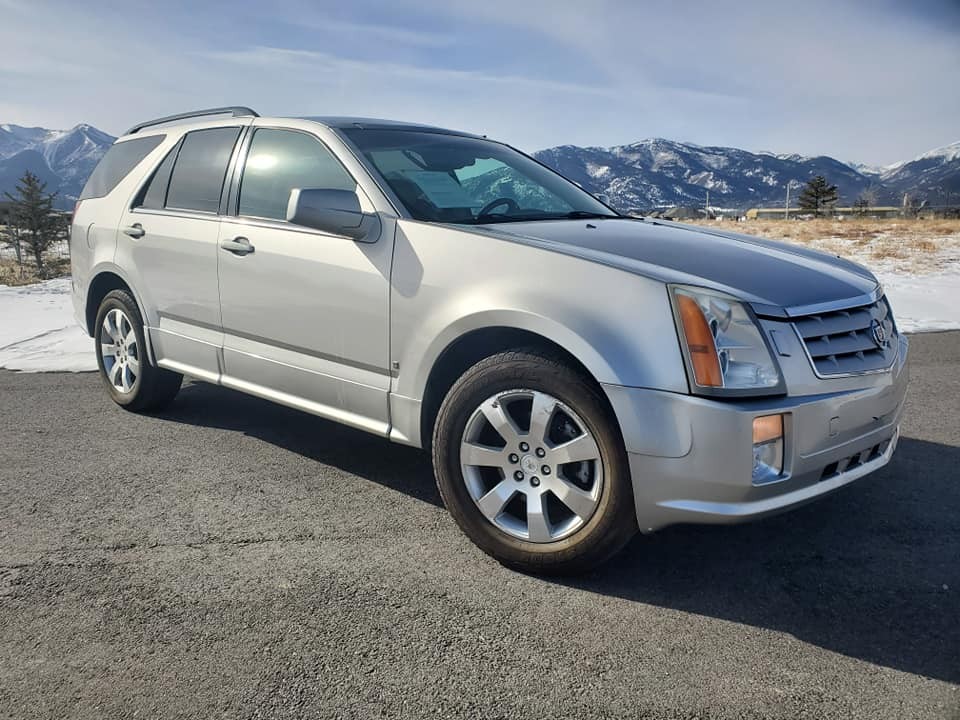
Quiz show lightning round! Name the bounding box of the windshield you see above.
[341,128,618,224]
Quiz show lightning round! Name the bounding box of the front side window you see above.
[80,135,164,200]
[165,127,242,213]
[341,129,617,224]
[238,129,355,221]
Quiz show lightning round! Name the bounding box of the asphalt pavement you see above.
[0,332,958,719]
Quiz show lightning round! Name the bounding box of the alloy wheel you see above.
[459,389,604,543]
[100,308,140,394]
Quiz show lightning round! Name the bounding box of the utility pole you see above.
[705,190,710,219]
[785,179,799,220]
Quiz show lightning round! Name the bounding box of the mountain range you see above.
[0,122,957,213]
[0,123,115,207]
[531,138,960,212]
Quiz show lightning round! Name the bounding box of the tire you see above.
[94,289,182,412]
[432,349,637,574]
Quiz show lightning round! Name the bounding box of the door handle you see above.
[220,237,255,256]
[123,223,145,239]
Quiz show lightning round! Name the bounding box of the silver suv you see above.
[71,107,908,573]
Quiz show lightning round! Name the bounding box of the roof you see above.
[122,108,486,140]
[299,116,484,138]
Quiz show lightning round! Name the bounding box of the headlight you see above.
[670,285,784,396]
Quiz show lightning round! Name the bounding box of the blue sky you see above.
[1,0,958,164]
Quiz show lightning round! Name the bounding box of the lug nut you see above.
[508,453,519,464]
[514,470,524,481]
[519,442,530,452]
[530,477,540,487]
[535,447,546,458]
[542,466,551,475]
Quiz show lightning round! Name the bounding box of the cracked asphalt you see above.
[0,332,958,719]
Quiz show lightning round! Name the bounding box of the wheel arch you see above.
[85,267,157,363]
[417,322,615,452]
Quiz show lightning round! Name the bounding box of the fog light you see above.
[752,414,784,485]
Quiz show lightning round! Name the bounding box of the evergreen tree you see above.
[0,210,23,269]
[797,175,839,217]
[3,171,63,277]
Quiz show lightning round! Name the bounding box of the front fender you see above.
[390,220,689,410]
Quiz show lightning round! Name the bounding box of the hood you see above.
[467,217,878,315]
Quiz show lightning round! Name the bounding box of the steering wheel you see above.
[477,197,520,218]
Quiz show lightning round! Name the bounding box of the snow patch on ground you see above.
[1,267,958,374]
[0,278,96,372]
[877,271,960,333]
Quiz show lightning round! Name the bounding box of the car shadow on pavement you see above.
[156,382,957,684]
[555,436,960,685]
[155,380,442,507]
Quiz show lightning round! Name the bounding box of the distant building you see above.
[650,206,712,220]
[745,206,902,220]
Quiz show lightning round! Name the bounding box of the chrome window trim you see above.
[222,214,362,241]
[129,206,220,223]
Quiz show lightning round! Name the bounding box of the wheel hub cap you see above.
[520,455,538,474]
[459,389,604,543]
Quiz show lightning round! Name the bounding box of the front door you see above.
[216,126,393,434]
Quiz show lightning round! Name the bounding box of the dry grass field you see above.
[685,217,960,274]
[0,238,71,286]
[2,219,959,288]
[0,256,70,286]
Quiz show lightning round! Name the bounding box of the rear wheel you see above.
[94,290,182,412]
[433,349,637,574]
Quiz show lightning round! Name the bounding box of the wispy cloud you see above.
[199,45,619,98]
[0,0,957,164]
[291,16,456,48]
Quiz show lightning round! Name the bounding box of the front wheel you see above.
[432,350,637,574]
[94,289,182,412]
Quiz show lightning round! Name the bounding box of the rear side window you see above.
[134,139,181,210]
[238,129,355,220]
[79,135,164,200]
[165,127,242,213]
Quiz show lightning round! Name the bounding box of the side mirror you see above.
[286,188,378,241]
[595,193,612,206]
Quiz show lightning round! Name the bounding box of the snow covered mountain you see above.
[0,123,115,206]
[530,139,889,212]
[878,141,960,206]
[1,121,957,214]
[528,138,960,212]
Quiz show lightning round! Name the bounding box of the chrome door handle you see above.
[220,237,255,256]
[123,223,145,239]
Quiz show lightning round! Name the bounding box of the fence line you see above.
[0,239,71,261]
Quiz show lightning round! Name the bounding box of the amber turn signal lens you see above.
[752,414,784,444]
[676,294,723,387]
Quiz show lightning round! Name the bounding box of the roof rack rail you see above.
[126,106,259,135]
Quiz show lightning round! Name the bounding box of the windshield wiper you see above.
[562,211,619,219]
[469,210,618,225]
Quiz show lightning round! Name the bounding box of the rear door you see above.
[117,125,246,381]
[216,124,393,434]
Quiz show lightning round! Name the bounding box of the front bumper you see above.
[603,335,909,532]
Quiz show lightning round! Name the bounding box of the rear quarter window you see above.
[79,135,165,200]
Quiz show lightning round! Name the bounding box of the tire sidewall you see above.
[433,353,636,571]
[94,292,148,407]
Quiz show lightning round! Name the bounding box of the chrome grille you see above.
[793,297,897,376]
